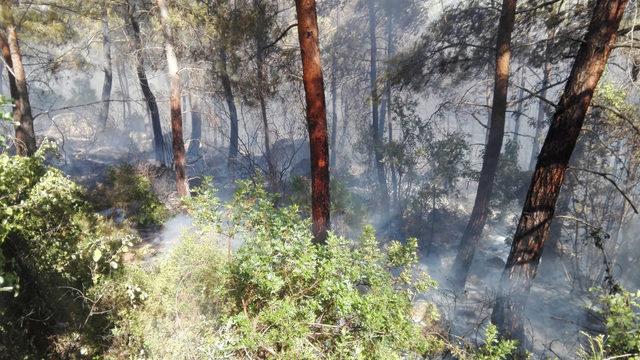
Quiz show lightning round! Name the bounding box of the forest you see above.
[0,0,639,358]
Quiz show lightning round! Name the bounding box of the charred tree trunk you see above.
[99,3,113,128]
[253,0,276,186]
[219,47,240,174]
[450,0,517,291]
[491,0,628,347]
[157,0,189,197]
[4,23,36,156]
[295,0,331,244]
[367,0,389,207]
[128,9,164,164]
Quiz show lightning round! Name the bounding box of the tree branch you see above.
[263,23,298,50]
[570,166,639,214]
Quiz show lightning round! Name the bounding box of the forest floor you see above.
[427,232,599,359]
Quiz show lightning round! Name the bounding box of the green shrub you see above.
[580,289,640,359]
[472,324,518,360]
[285,175,366,230]
[0,145,141,357]
[93,163,168,227]
[108,180,444,359]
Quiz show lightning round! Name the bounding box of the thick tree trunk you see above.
[99,3,113,129]
[295,0,331,244]
[157,0,189,197]
[253,0,276,185]
[128,10,164,164]
[491,0,628,348]
[367,0,389,206]
[5,25,36,156]
[219,47,240,173]
[450,0,517,291]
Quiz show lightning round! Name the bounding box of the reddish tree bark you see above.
[491,0,628,347]
[295,0,331,244]
[2,3,35,156]
[4,24,36,157]
[157,0,189,197]
[0,33,18,108]
[450,0,517,290]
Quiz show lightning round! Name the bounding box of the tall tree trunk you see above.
[491,0,628,347]
[384,5,398,205]
[4,23,36,156]
[99,2,113,129]
[0,58,3,94]
[367,0,390,207]
[219,47,240,174]
[295,0,331,244]
[157,0,189,197]
[512,70,526,147]
[449,0,517,291]
[528,29,554,171]
[329,10,339,169]
[128,10,164,164]
[253,0,276,185]
[187,95,201,159]
[118,61,131,119]
[0,33,17,107]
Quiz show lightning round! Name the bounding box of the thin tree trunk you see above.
[253,0,276,185]
[367,0,389,207]
[512,70,526,147]
[0,59,3,94]
[121,61,132,119]
[128,10,164,164]
[99,2,113,129]
[219,47,239,173]
[329,10,339,169]
[157,0,189,197]
[187,95,201,159]
[4,22,36,156]
[528,30,554,171]
[491,0,628,348]
[295,0,331,244]
[385,5,398,205]
[450,0,517,291]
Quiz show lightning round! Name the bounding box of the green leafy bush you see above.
[108,180,444,359]
[0,146,141,357]
[285,175,366,230]
[93,163,168,226]
[580,289,640,359]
